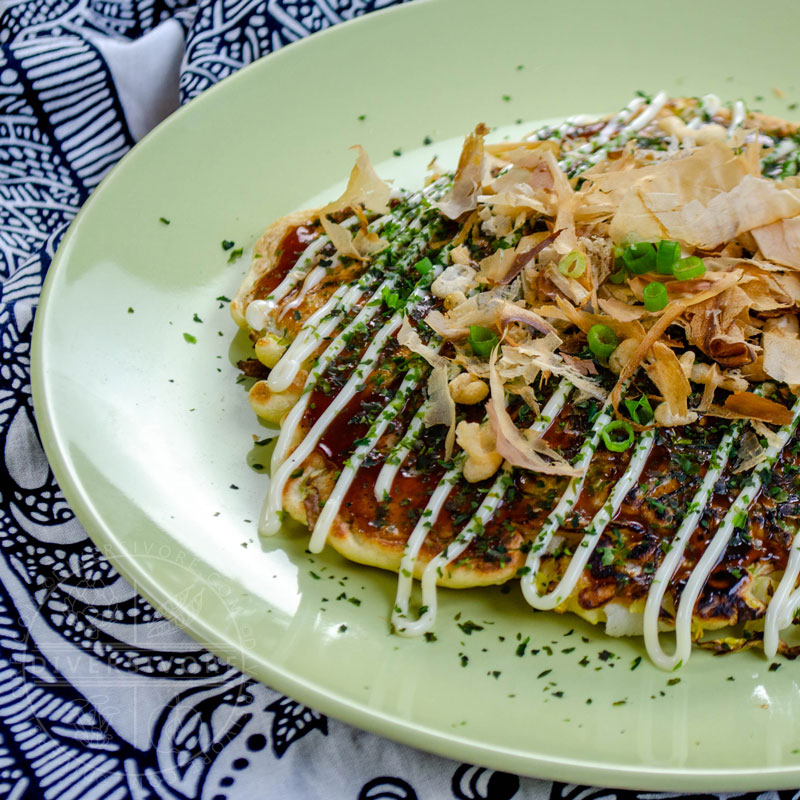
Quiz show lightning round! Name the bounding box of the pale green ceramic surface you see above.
[31,0,800,790]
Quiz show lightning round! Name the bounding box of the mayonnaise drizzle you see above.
[267,280,392,475]
[279,265,328,319]
[643,421,743,670]
[518,400,616,604]
[308,357,435,552]
[245,215,360,333]
[765,540,800,659]
[674,404,800,664]
[730,100,746,133]
[373,400,430,501]
[266,190,438,393]
[261,312,405,536]
[267,282,364,392]
[748,397,800,659]
[655,395,800,669]
[391,454,466,636]
[392,379,573,637]
[260,188,452,535]
[523,429,655,611]
[552,92,669,174]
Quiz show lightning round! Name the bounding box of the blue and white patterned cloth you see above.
[0,2,792,798]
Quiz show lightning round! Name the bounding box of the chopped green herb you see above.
[182,332,197,344]
[228,247,243,263]
[159,217,170,225]
[457,620,484,635]
[598,649,613,662]
[221,240,235,250]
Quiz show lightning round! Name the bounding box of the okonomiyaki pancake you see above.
[232,93,800,668]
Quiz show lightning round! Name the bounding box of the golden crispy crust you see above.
[282,463,522,589]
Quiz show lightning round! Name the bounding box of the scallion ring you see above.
[622,242,656,274]
[415,256,433,276]
[656,240,680,275]
[609,266,628,284]
[558,250,587,279]
[673,255,706,281]
[468,325,498,357]
[602,420,635,452]
[587,324,618,359]
[643,281,668,312]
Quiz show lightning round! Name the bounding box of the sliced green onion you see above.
[656,240,681,275]
[558,250,587,279]
[415,257,433,275]
[673,255,706,281]
[624,394,654,425]
[602,420,635,452]
[622,242,656,274]
[609,266,628,284]
[643,281,668,312]
[587,324,618,359]
[468,325,499,357]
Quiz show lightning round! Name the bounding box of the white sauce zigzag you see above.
[250,93,800,669]
[393,378,573,637]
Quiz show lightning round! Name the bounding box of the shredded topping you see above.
[237,94,800,667]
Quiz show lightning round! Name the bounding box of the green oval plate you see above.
[32,0,800,790]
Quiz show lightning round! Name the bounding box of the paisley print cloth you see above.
[0,1,788,798]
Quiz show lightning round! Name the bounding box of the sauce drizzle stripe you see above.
[245,214,360,331]
[765,537,800,658]
[262,312,405,536]
[268,278,394,474]
[268,282,364,392]
[392,454,467,636]
[708,396,800,665]
[393,378,573,637]
[526,429,655,611]
[643,420,744,670]
[264,249,451,533]
[519,398,618,604]
[263,184,451,513]
[308,359,433,552]
[373,400,430,501]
